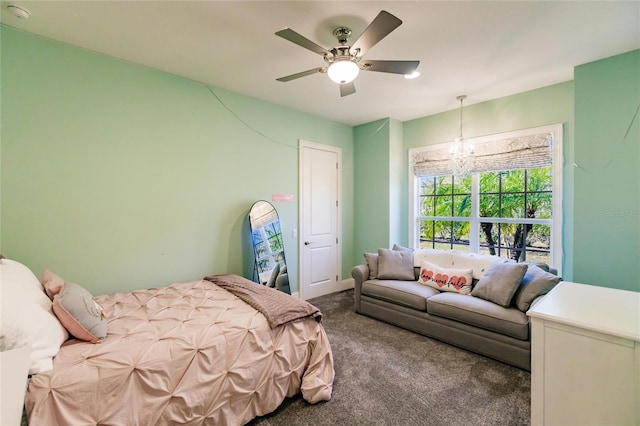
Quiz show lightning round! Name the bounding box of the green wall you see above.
[0,27,354,295]
[574,50,640,292]
[355,49,639,291]
[3,26,637,295]
[353,118,406,259]
[388,118,405,246]
[402,82,575,278]
[353,119,390,257]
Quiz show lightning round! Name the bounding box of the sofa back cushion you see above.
[413,249,457,268]
[413,249,512,280]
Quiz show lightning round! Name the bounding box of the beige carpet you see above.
[249,289,531,426]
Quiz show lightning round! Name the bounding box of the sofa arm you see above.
[351,264,369,285]
[351,264,369,313]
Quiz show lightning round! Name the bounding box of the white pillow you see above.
[449,251,513,280]
[0,258,68,374]
[413,249,457,268]
[418,260,474,295]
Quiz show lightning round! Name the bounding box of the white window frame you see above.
[408,124,563,275]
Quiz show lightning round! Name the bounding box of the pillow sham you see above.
[512,264,561,311]
[42,270,107,344]
[377,248,414,280]
[470,262,528,307]
[363,252,379,279]
[0,259,68,374]
[418,260,473,294]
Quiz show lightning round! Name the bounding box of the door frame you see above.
[298,139,343,300]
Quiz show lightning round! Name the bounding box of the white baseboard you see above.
[294,278,354,299]
[339,277,355,290]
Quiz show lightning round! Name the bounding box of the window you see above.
[419,175,472,252]
[251,220,285,271]
[410,125,563,273]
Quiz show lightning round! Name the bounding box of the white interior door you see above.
[299,140,342,299]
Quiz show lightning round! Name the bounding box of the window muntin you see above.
[410,124,562,272]
[420,220,471,251]
[419,175,472,251]
[479,167,552,263]
[419,175,472,218]
[252,220,285,272]
[418,166,552,263]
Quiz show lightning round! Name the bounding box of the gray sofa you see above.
[352,248,560,370]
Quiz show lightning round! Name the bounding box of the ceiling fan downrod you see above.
[332,27,352,45]
[324,26,359,66]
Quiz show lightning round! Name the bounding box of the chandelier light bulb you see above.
[327,60,360,84]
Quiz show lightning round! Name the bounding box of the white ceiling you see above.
[1,1,639,126]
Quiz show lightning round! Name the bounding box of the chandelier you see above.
[449,95,475,176]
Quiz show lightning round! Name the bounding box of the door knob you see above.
[304,241,312,245]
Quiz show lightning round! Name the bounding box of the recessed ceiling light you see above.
[404,71,420,80]
[6,4,31,20]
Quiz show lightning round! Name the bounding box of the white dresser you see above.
[527,281,640,426]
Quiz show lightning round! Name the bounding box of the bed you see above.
[1,258,334,425]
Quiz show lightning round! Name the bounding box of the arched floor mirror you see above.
[248,200,290,294]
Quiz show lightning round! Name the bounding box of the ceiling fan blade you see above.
[360,60,420,75]
[277,67,325,82]
[340,81,356,97]
[350,10,402,57]
[275,28,331,56]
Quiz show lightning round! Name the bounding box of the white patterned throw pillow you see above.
[418,260,474,295]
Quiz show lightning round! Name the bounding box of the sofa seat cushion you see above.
[426,292,529,340]
[361,279,440,311]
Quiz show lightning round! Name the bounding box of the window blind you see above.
[411,132,553,177]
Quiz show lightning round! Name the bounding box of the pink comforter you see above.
[25,279,334,425]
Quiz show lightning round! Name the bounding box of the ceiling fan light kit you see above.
[327,60,360,84]
[275,10,419,97]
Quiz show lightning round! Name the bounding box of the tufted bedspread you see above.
[25,278,334,425]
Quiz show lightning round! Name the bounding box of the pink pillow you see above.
[42,270,107,344]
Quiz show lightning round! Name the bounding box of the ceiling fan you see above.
[275,10,420,97]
